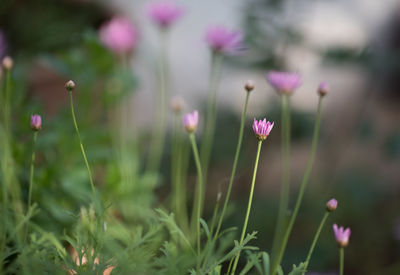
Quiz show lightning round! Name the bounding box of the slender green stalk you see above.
[27,132,38,208]
[214,91,251,240]
[147,29,169,173]
[271,94,291,264]
[301,211,330,275]
[189,132,204,259]
[230,139,263,275]
[339,247,344,275]
[68,91,95,194]
[271,96,324,275]
[3,68,11,133]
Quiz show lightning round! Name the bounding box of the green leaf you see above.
[262,252,270,275]
[288,262,307,275]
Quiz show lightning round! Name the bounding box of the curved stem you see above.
[189,133,203,261]
[214,91,251,240]
[271,96,324,275]
[301,211,330,275]
[339,247,344,275]
[27,132,38,208]
[230,139,263,275]
[69,91,95,194]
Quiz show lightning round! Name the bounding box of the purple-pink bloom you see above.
[183,110,198,133]
[318,81,329,96]
[266,71,302,95]
[147,1,183,28]
[99,16,139,54]
[30,115,42,131]
[252,118,274,140]
[333,224,351,248]
[326,198,338,212]
[205,26,242,54]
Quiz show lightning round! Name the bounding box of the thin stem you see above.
[271,94,291,264]
[301,211,330,275]
[339,247,344,275]
[147,29,169,173]
[230,139,263,275]
[27,132,38,208]
[3,69,11,133]
[68,91,95,194]
[214,91,251,240]
[271,96,324,275]
[189,133,204,260]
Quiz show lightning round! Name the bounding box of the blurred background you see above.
[1,0,400,274]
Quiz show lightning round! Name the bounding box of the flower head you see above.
[147,1,184,28]
[252,118,274,140]
[333,224,351,248]
[326,198,338,212]
[65,80,76,92]
[318,81,329,97]
[244,80,254,92]
[30,115,42,131]
[183,110,198,133]
[2,56,13,70]
[205,26,242,54]
[99,16,139,54]
[170,96,185,113]
[266,71,302,95]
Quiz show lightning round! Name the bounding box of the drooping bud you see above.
[30,115,42,131]
[2,56,13,70]
[318,82,329,97]
[170,96,185,113]
[326,198,338,212]
[65,80,76,92]
[183,110,198,133]
[244,80,254,92]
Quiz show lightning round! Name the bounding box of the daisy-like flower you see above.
[147,1,184,28]
[99,16,139,54]
[205,26,242,54]
[333,224,351,247]
[252,118,274,140]
[266,71,302,95]
[183,110,198,133]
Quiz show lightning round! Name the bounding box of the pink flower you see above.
[30,115,42,131]
[326,198,338,212]
[333,224,351,247]
[99,16,139,54]
[205,26,242,54]
[252,118,274,140]
[183,110,198,133]
[266,71,302,95]
[318,81,329,97]
[147,1,183,28]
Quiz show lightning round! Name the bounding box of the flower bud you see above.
[30,115,42,131]
[244,80,254,92]
[183,110,198,133]
[333,224,351,248]
[170,96,185,113]
[65,80,76,92]
[318,82,329,97]
[326,198,337,212]
[2,56,13,70]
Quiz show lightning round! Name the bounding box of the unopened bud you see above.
[244,80,254,92]
[65,80,76,92]
[318,82,329,97]
[326,198,337,212]
[30,115,42,131]
[2,56,13,70]
[183,110,198,133]
[170,96,185,113]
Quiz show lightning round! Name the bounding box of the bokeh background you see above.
[1,0,400,274]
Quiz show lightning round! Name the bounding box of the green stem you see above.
[3,69,11,133]
[301,211,330,275]
[189,132,204,260]
[271,94,291,264]
[339,247,344,275]
[68,91,95,194]
[271,96,324,275]
[230,139,263,275]
[214,91,251,240]
[147,29,169,173]
[27,132,38,209]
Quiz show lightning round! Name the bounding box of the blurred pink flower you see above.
[183,110,198,133]
[147,1,184,28]
[318,81,329,96]
[99,16,138,54]
[333,224,351,247]
[205,26,242,54]
[326,198,337,212]
[252,118,274,140]
[30,114,42,131]
[266,71,302,95]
